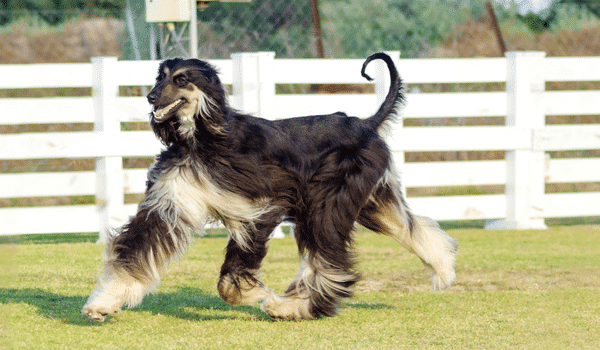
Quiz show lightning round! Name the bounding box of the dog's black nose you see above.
[147,92,157,104]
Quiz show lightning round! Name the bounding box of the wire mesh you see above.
[2,0,600,61]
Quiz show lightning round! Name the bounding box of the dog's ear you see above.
[186,60,229,137]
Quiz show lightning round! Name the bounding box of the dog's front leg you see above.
[83,204,195,321]
[83,169,201,322]
[217,221,275,307]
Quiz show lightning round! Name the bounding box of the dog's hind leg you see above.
[262,151,381,320]
[261,242,360,321]
[217,220,277,307]
[261,214,361,321]
[263,175,378,321]
[357,173,458,290]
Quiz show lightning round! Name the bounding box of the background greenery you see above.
[3,0,600,59]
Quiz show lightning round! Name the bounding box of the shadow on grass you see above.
[0,286,271,325]
[137,286,272,322]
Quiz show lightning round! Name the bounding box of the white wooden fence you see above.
[1,51,599,239]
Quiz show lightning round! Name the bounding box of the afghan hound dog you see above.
[82,52,458,322]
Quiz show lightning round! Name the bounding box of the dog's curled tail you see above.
[361,52,404,131]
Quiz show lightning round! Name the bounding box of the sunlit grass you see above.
[1,226,599,349]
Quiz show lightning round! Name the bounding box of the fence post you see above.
[231,52,276,120]
[487,51,547,230]
[92,57,126,243]
[231,52,288,238]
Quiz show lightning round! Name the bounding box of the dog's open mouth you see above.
[151,99,185,122]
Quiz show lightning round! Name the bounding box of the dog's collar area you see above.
[152,99,185,122]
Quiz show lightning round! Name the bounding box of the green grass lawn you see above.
[1,225,599,349]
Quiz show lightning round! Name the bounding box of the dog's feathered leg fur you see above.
[81,209,178,322]
[357,170,459,291]
[82,164,206,322]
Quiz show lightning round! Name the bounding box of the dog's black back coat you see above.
[151,52,401,196]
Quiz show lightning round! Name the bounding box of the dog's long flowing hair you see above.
[82,53,458,322]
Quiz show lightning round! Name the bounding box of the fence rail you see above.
[1,51,599,238]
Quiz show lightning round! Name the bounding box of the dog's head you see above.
[147,58,228,145]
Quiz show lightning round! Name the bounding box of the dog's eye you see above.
[174,76,188,86]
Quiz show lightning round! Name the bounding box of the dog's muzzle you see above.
[151,99,185,122]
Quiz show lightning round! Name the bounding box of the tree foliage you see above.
[2,0,124,25]
[320,0,487,58]
[5,0,124,10]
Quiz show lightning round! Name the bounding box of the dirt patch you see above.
[356,268,600,294]
[431,18,600,58]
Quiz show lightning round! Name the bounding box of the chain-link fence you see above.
[122,0,480,60]
[123,0,318,60]
[2,0,600,62]
[1,0,496,61]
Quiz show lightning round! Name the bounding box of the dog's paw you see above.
[218,273,272,306]
[260,293,314,321]
[82,295,123,322]
[82,303,121,322]
[431,269,456,291]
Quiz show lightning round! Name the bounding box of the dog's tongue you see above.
[152,99,184,121]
